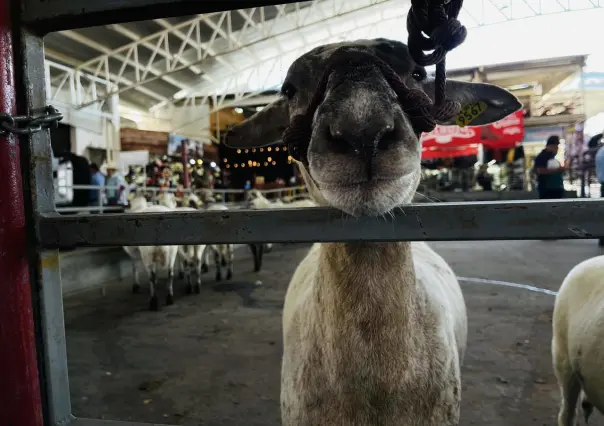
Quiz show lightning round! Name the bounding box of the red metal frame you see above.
[0,0,44,424]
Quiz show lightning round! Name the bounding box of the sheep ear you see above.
[421,79,522,126]
[223,97,290,148]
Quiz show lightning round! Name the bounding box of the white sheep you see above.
[157,191,178,209]
[247,191,316,252]
[182,191,203,209]
[203,203,235,281]
[552,254,604,425]
[124,194,179,311]
[173,205,207,294]
[225,38,521,424]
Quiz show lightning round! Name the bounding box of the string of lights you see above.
[223,144,293,169]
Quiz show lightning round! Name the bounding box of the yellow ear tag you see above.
[455,101,487,127]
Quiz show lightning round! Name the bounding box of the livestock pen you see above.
[3,1,604,426]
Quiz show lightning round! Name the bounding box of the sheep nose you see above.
[329,120,396,178]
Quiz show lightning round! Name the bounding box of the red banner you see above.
[420,111,524,159]
[421,125,481,148]
[480,110,524,149]
[422,144,479,160]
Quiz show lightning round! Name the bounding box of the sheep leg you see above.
[554,348,581,426]
[194,250,203,294]
[131,261,141,293]
[214,247,222,281]
[166,267,175,306]
[226,245,233,280]
[580,391,594,424]
[184,260,193,294]
[201,248,210,273]
[178,259,185,280]
[149,266,159,311]
[252,244,264,272]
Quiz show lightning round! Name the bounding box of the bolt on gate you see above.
[1,1,604,426]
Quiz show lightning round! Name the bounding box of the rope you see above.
[406,0,467,108]
[283,48,458,163]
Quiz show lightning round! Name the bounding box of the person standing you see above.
[105,163,128,210]
[533,135,566,199]
[89,162,105,210]
[595,144,604,246]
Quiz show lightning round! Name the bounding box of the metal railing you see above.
[54,184,310,213]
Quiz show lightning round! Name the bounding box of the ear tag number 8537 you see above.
[455,101,487,128]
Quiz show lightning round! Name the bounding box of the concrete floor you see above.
[64,240,604,426]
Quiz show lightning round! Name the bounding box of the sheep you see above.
[122,195,148,294]
[203,203,235,281]
[172,205,207,294]
[124,194,179,311]
[225,38,521,425]
[182,191,203,209]
[246,191,317,253]
[552,254,604,425]
[157,191,178,209]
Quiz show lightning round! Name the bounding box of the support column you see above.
[0,0,44,425]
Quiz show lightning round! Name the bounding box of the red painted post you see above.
[0,0,45,425]
[182,138,190,188]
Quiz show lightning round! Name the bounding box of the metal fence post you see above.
[0,2,44,425]
[13,18,73,426]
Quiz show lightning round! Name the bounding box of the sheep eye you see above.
[281,82,297,100]
[411,71,424,81]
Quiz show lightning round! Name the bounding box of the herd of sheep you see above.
[122,189,317,311]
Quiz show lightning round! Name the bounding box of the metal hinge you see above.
[0,106,63,136]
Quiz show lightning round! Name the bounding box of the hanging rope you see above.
[283,48,458,163]
[406,0,467,109]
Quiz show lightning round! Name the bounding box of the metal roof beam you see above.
[21,0,301,34]
[61,30,189,94]
[44,43,167,104]
[106,23,204,75]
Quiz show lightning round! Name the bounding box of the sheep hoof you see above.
[194,284,201,294]
[221,258,227,267]
[166,294,174,306]
[185,283,193,294]
[132,284,141,294]
[201,263,209,273]
[582,399,594,423]
[149,296,160,311]
[226,270,233,280]
[215,272,222,281]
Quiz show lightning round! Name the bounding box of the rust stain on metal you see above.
[494,205,528,210]
[40,251,59,270]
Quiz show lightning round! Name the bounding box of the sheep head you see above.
[225,38,521,217]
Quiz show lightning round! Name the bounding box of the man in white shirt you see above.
[105,163,129,208]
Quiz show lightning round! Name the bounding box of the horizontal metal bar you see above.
[20,0,301,34]
[71,417,174,426]
[54,206,124,212]
[38,199,604,248]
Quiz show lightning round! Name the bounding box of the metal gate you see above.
[2,1,604,426]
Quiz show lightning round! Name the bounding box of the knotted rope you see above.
[407,0,466,109]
